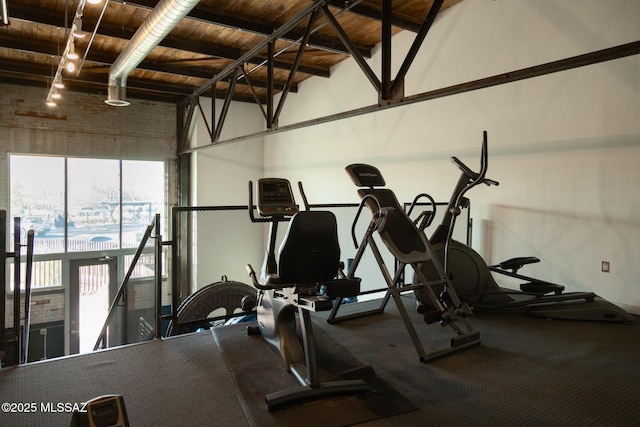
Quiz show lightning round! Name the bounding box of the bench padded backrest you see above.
[357,188,431,265]
[345,163,386,187]
[277,210,340,284]
[346,162,431,264]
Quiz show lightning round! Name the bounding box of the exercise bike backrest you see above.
[248,178,341,287]
[345,163,431,265]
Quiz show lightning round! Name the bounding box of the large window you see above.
[9,155,165,255]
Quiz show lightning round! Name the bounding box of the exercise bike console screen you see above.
[257,178,298,217]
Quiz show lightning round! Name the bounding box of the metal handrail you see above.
[93,217,157,351]
[22,230,34,364]
[0,212,35,366]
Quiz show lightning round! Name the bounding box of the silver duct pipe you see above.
[1,0,10,27]
[105,0,200,106]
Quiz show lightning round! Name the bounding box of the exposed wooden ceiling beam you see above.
[7,5,330,78]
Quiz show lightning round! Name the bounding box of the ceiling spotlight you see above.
[44,0,101,105]
[54,74,65,89]
[72,17,85,38]
[67,40,79,60]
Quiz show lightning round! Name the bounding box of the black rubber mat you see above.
[316,297,640,426]
[0,332,248,427]
[3,296,639,426]
[212,321,419,427]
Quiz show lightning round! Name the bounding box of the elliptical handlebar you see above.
[451,156,479,182]
[450,131,499,189]
[442,131,496,272]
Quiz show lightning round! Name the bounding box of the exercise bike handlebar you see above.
[248,181,265,223]
[297,181,310,211]
[245,263,275,290]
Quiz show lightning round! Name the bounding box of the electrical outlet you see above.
[601,261,610,273]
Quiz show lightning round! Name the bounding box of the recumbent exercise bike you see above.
[245,178,369,410]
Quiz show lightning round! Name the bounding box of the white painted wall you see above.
[195,0,640,313]
[188,98,266,288]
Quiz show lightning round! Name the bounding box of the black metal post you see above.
[154,214,163,339]
[170,206,179,331]
[22,230,34,364]
[381,0,392,100]
[267,41,275,129]
[390,0,444,97]
[0,211,6,364]
[12,217,21,366]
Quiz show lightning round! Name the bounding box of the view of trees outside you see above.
[122,160,165,234]
[10,156,64,246]
[9,155,165,255]
[68,158,122,250]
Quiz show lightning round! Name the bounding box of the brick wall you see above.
[0,82,178,212]
[0,83,180,356]
[0,83,176,145]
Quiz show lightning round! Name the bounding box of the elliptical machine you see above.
[415,131,634,323]
[245,178,368,410]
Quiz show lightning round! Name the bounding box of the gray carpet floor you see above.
[1,296,639,426]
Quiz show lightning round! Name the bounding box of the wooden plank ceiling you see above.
[0,0,463,105]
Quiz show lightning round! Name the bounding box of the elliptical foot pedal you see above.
[497,256,540,272]
[520,282,564,295]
